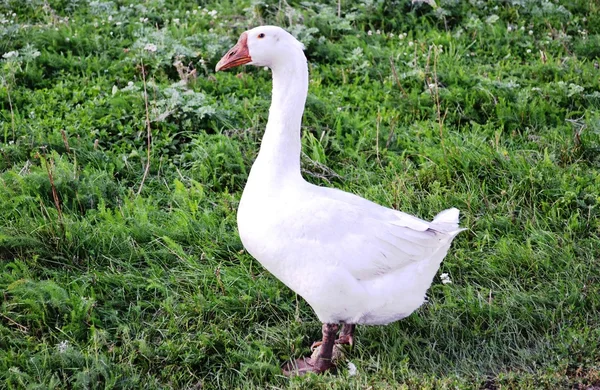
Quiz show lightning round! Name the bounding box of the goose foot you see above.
[282,323,339,376]
[281,356,330,376]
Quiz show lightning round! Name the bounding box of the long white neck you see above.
[252,50,308,182]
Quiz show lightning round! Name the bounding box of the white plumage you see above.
[239,179,463,325]
[217,25,464,373]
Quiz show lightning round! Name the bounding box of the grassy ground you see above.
[1,0,600,388]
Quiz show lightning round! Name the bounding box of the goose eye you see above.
[258,33,265,39]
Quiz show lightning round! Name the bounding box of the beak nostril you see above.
[216,32,250,72]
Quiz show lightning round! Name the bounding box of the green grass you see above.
[1,0,599,388]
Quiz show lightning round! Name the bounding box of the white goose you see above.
[216,26,464,375]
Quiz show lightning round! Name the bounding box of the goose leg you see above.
[311,323,355,349]
[283,323,338,376]
[337,323,355,347]
[312,323,338,372]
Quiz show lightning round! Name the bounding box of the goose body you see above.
[216,25,463,373]
[238,176,462,325]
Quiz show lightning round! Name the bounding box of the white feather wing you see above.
[285,186,462,281]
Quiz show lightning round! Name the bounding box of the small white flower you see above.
[57,340,69,353]
[2,50,18,58]
[376,29,381,35]
[389,33,394,38]
[408,41,414,46]
[108,15,112,21]
[367,30,372,36]
[173,18,180,24]
[507,26,512,32]
[337,107,342,111]
[440,273,452,285]
[115,21,122,26]
[144,43,157,52]
[192,9,197,14]
[528,30,533,35]
[128,81,134,86]
[208,10,217,18]
[526,49,531,53]
[348,361,358,376]
[486,14,500,25]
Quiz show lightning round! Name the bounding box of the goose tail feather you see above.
[431,207,467,235]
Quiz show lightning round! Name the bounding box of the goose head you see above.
[215,26,305,72]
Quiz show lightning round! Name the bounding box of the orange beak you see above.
[215,32,252,72]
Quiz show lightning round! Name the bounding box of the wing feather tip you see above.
[432,207,461,225]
